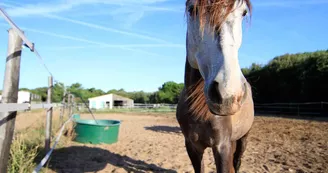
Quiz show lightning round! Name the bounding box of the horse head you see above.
[185,0,252,116]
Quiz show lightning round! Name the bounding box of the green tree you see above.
[107,89,131,98]
[149,92,160,103]
[12,50,328,105]
[156,81,184,104]
[129,91,151,103]
[52,82,65,102]
[243,49,328,103]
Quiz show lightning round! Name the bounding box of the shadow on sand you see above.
[144,125,181,134]
[36,146,177,173]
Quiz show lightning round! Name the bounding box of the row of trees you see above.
[4,49,327,104]
[242,49,328,103]
[18,81,184,104]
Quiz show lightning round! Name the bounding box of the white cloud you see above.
[101,5,183,28]
[1,1,179,42]
[2,0,181,20]
[4,0,327,19]
[0,2,15,8]
[43,44,184,50]
[69,5,183,17]
[1,0,184,29]
[0,23,180,58]
[43,14,171,43]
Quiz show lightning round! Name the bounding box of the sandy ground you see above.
[15,111,328,173]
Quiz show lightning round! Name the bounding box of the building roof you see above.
[88,93,112,100]
[88,93,133,101]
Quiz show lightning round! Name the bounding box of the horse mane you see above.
[186,78,213,121]
[186,0,252,34]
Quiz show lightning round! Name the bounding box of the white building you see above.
[0,90,41,103]
[18,91,31,103]
[88,93,134,109]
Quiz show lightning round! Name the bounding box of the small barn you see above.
[0,90,41,103]
[88,93,134,109]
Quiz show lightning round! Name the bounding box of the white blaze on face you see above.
[186,0,248,99]
[214,1,246,99]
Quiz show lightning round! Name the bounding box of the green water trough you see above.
[72,114,121,144]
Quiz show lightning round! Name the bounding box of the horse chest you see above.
[188,124,216,147]
[231,108,254,141]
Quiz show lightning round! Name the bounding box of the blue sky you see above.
[0,0,327,92]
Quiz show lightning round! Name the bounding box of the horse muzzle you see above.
[205,81,247,116]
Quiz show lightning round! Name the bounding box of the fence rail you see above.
[0,7,75,172]
[0,103,62,112]
[254,102,328,116]
[133,103,177,109]
[75,103,178,111]
[74,102,328,117]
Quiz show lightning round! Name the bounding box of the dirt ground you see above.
[16,111,328,173]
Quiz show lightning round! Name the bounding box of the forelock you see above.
[186,0,252,35]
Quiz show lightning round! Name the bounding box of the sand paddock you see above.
[16,112,328,173]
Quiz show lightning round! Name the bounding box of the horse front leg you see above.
[211,116,235,173]
[212,141,235,173]
[233,131,250,173]
[185,140,205,173]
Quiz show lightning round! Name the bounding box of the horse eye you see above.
[242,10,247,17]
[188,5,196,15]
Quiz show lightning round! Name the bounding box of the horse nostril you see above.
[208,81,221,104]
[237,95,242,103]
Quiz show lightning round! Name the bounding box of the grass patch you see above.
[8,134,40,173]
[7,110,74,173]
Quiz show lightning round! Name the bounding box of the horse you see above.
[176,0,254,172]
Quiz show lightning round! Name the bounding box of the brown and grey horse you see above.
[176,0,254,172]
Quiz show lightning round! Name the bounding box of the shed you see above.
[88,93,134,109]
[0,90,41,103]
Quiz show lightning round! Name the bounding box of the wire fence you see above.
[74,103,177,113]
[32,113,75,173]
[76,102,328,116]
[254,102,328,117]
[0,7,75,173]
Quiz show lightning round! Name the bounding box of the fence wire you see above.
[0,7,54,78]
[0,7,71,173]
[32,113,75,173]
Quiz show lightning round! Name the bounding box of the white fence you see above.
[75,103,177,111]
[132,103,177,109]
[75,102,328,116]
[254,102,328,116]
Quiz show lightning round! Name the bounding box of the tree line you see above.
[242,49,328,103]
[1,49,327,104]
[15,81,184,104]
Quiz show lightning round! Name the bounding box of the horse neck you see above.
[183,57,213,121]
[184,58,202,89]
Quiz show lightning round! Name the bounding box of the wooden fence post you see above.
[71,94,73,115]
[68,93,71,116]
[0,28,23,172]
[60,87,66,125]
[45,76,53,152]
[70,95,74,116]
